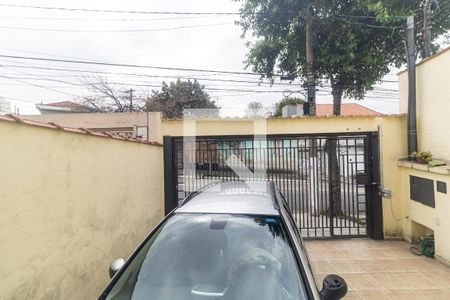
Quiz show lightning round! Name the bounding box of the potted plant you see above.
[411,151,433,164]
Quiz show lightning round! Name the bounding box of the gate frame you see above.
[163,132,383,240]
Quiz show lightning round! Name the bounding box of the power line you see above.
[0,82,81,89]
[0,3,240,15]
[0,47,109,61]
[2,64,398,96]
[319,85,399,93]
[0,75,79,97]
[8,75,293,89]
[0,70,84,87]
[197,87,297,93]
[0,73,299,94]
[0,72,261,89]
[210,92,264,97]
[330,15,404,29]
[0,55,400,99]
[340,14,410,20]
[0,49,273,79]
[0,63,297,86]
[0,95,63,105]
[0,22,230,33]
[0,15,230,22]
[0,59,397,85]
[0,47,402,83]
[2,63,398,96]
[0,54,265,76]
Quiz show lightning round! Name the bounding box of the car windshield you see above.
[103,213,308,300]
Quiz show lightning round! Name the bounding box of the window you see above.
[104,213,308,300]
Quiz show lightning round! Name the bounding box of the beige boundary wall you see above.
[398,47,450,159]
[162,115,407,239]
[398,47,450,264]
[0,117,164,299]
[25,112,163,143]
[397,165,450,264]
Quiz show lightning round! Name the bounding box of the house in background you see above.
[316,103,382,116]
[35,101,94,114]
[24,111,162,142]
[0,97,12,115]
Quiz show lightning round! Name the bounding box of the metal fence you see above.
[164,133,382,239]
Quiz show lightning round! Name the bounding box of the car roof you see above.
[176,180,280,216]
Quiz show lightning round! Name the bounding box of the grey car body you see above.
[98,181,346,300]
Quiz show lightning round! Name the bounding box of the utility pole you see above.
[304,1,321,217]
[423,0,432,57]
[423,0,439,58]
[305,1,316,116]
[125,88,135,112]
[406,16,418,156]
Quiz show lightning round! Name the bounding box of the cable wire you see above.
[0,54,266,76]
[0,15,230,22]
[0,63,297,86]
[0,75,78,97]
[330,15,403,29]
[0,23,230,33]
[0,3,240,15]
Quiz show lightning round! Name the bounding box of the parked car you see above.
[98,181,347,300]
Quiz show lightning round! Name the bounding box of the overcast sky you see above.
[0,0,400,116]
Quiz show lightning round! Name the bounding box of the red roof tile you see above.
[316,103,382,116]
[0,114,162,146]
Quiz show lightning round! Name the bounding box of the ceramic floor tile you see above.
[342,273,381,291]
[342,291,360,299]
[356,290,391,299]
[305,239,450,299]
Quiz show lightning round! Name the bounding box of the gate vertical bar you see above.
[350,139,357,236]
[327,137,336,237]
[163,136,175,215]
[365,136,372,237]
[369,132,384,239]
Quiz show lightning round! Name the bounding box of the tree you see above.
[237,0,450,115]
[147,79,219,118]
[82,77,147,112]
[238,0,450,216]
[245,101,265,117]
[272,97,305,117]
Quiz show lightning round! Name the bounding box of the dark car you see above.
[98,181,347,300]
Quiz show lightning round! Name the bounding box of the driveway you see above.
[305,239,450,299]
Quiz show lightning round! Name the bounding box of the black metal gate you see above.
[164,133,383,239]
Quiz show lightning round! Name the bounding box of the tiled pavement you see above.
[305,239,450,299]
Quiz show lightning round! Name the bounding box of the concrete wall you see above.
[378,117,408,238]
[162,115,407,238]
[163,115,401,136]
[398,165,450,264]
[25,112,162,143]
[398,48,450,264]
[0,120,164,299]
[398,47,450,158]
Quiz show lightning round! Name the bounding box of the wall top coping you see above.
[0,114,162,146]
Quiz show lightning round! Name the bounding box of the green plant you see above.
[411,151,433,163]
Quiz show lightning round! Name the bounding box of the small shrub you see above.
[411,151,433,164]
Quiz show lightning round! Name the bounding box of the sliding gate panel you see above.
[167,133,379,239]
